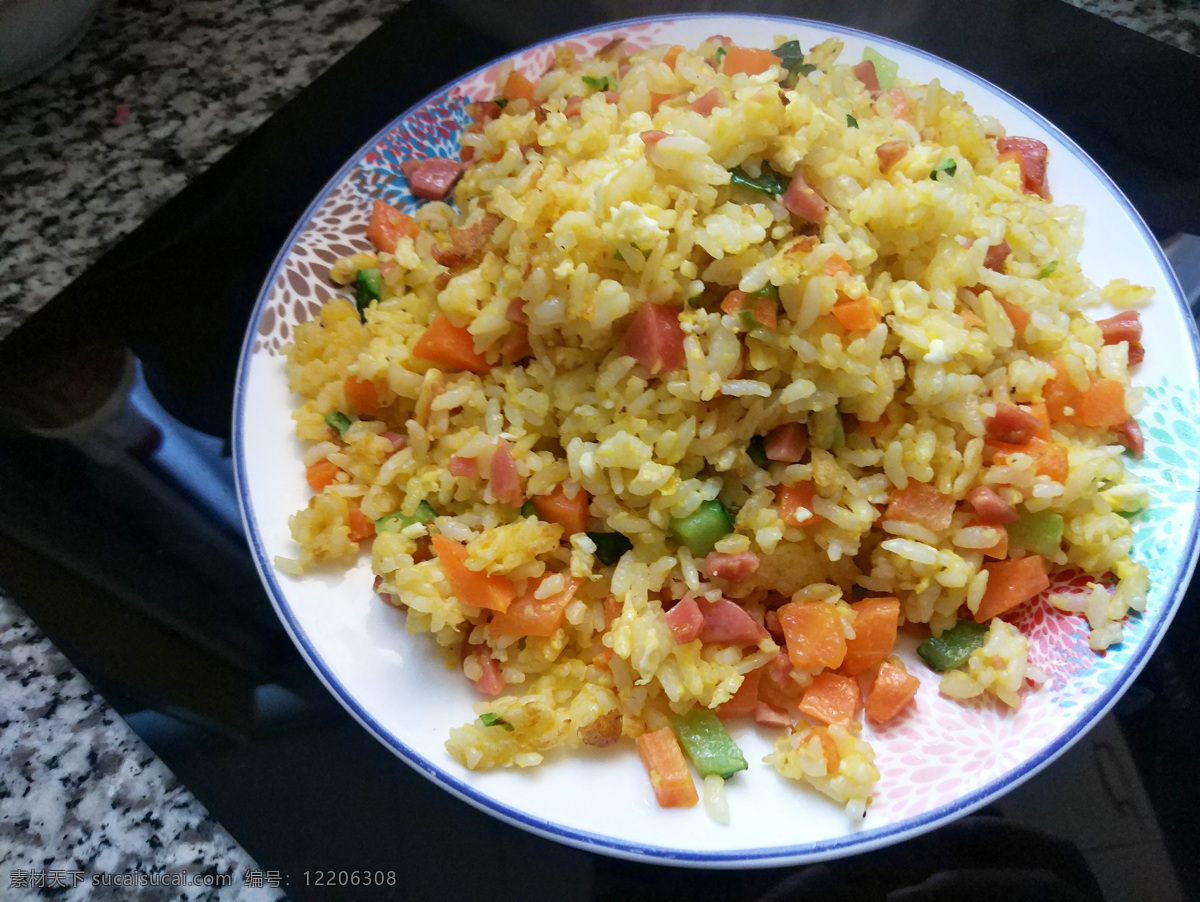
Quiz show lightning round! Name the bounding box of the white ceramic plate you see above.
[234,14,1200,867]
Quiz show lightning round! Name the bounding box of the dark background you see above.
[2,1,1199,899]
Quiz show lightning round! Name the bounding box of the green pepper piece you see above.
[672,709,748,779]
[862,47,899,91]
[587,531,633,566]
[1006,507,1064,557]
[355,267,383,317]
[747,435,769,468]
[519,500,538,518]
[728,164,789,197]
[669,500,735,555]
[375,499,438,535]
[325,412,352,437]
[917,619,988,672]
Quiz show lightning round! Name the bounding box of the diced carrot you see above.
[856,413,890,438]
[1027,402,1052,440]
[777,482,821,527]
[798,671,860,726]
[778,601,847,671]
[753,296,777,330]
[885,482,955,533]
[975,555,1050,622]
[489,574,583,637]
[343,375,385,418]
[649,92,673,112]
[840,597,900,676]
[663,44,684,70]
[347,505,375,542]
[721,45,782,76]
[715,668,762,719]
[966,521,1009,559]
[961,310,986,329]
[824,254,852,276]
[413,313,490,374]
[1042,359,1078,423]
[993,436,1069,483]
[998,299,1029,337]
[502,70,536,105]
[431,534,517,613]
[720,289,747,316]
[306,458,341,491]
[831,294,879,332]
[865,660,920,723]
[366,199,419,254]
[811,725,840,773]
[637,727,699,808]
[1078,378,1127,428]
[531,485,590,536]
[603,593,622,628]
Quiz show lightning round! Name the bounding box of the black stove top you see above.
[3,2,1200,899]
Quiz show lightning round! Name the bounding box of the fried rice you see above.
[277,33,1150,816]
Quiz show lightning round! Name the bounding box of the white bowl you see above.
[0,0,103,91]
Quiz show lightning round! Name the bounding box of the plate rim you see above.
[232,11,1200,867]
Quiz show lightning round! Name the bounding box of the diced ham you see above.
[706,34,733,48]
[489,438,523,506]
[754,701,792,728]
[885,87,912,122]
[984,240,1012,272]
[498,324,531,363]
[782,172,828,222]
[764,609,784,643]
[382,431,407,452]
[876,140,908,174]
[563,95,583,117]
[449,454,478,478]
[1115,417,1144,458]
[689,88,722,116]
[431,213,501,269]
[1097,311,1144,366]
[505,297,529,324]
[996,136,1050,199]
[665,596,704,644]
[852,60,881,97]
[985,403,1044,445]
[966,485,1020,525]
[620,302,685,375]
[471,100,503,128]
[604,90,620,105]
[764,422,808,463]
[698,598,770,645]
[464,645,504,696]
[701,552,760,583]
[402,157,465,200]
[640,129,668,151]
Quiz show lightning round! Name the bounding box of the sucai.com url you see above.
[9,869,233,889]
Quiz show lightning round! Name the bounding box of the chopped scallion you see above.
[747,435,769,468]
[581,74,614,92]
[375,499,438,535]
[325,412,352,437]
[729,163,789,197]
[1038,261,1058,279]
[587,531,633,566]
[355,267,383,318]
[479,713,514,731]
[930,158,957,181]
[847,114,859,128]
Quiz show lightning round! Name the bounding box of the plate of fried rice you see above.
[233,14,1200,865]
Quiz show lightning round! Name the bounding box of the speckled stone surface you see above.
[0,0,410,339]
[1065,0,1200,55]
[0,591,285,901]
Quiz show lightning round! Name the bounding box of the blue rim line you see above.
[232,12,1200,867]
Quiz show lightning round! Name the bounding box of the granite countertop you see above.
[0,0,1194,897]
